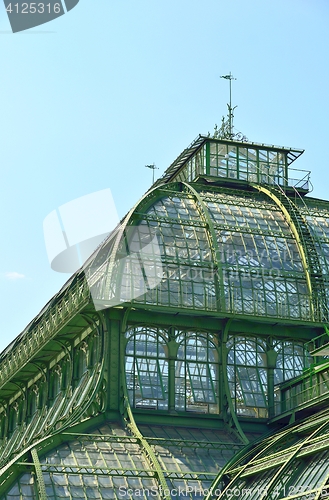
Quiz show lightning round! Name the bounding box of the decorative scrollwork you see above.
[211,118,248,142]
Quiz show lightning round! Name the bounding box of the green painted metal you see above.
[270,360,329,420]
[313,470,329,500]
[220,319,249,445]
[16,462,217,481]
[120,300,325,328]
[275,186,327,321]
[105,315,121,411]
[267,347,277,419]
[61,432,244,451]
[30,448,47,500]
[206,425,296,500]
[3,133,329,500]
[0,277,90,392]
[252,184,314,312]
[306,327,329,355]
[231,433,329,477]
[19,462,157,477]
[256,184,328,322]
[82,177,324,324]
[208,406,329,499]
[152,135,206,187]
[121,400,172,499]
[0,315,108,474]
[153,135,306,187]
[120,319,172,500]
[182,182,226,311]
[257,418,329,500]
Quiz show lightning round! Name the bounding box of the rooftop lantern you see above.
[154,74,311,194]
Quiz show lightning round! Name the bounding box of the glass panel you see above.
[227,337,268,418]
[274,341,311,384]
[203,191,310,321]
[175,333,219,414]
[125,327,168,410]
[3,424,164,499]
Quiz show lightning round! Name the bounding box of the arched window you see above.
[125,327,168,410]
[175,333,219,413]
[274,341,311,383]
[49,365,62,401]
[227,337,267,418]
[89,333,99,369]
[73,342,89,387]
[27,385,38,421]
[8,402,20,435]
[61,356,71,391]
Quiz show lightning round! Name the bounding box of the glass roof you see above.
[297,198,329,277]
[88,186,314,322]
[212,407,329,500]
[2,423,161,500]
[1,421,243,500]
[0,133,327,417]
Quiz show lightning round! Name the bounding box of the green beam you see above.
[221,319,249,445]
[17,463,217,480]
[31,448,47,500]
[119,317,172,500]
[253,184,313,315]
[257,419,329,500]
[182,182,226,311]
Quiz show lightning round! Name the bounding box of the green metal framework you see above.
[87,183,318,323]
[125,326,219,414]
[210,407,329,500]
[1,136,329,499]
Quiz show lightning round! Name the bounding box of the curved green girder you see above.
[120,310,172,500]
[253,184,313,313]
[220,319,249,446]
[205,424,297,500]
[257,415,329,500]
[182,182,226,311]
[253,183,329,323]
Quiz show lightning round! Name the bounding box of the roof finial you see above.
[145,163,159,184]
[220,72,237,139]
[211,73,247,141]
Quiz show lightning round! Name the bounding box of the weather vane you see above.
[214,73,247,141]
[220,72,237,139]
[145,163,159,184]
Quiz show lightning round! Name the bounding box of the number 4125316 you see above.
[5,3,62,14]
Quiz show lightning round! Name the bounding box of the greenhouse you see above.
[1,134,329,499]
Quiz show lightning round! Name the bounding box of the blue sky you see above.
[1,0,329,352]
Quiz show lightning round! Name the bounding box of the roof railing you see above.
[214,164,311,191]
[271,360,329,417]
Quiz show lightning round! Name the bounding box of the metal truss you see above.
[16,462,217,481]
[0,277,90,391]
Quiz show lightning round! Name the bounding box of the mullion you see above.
[187,361,215,404]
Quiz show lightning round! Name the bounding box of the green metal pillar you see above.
[267,348,278,419]
[168,330,179,412]
[105,314,121,412]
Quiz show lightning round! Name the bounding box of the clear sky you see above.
[1,0,329,352]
